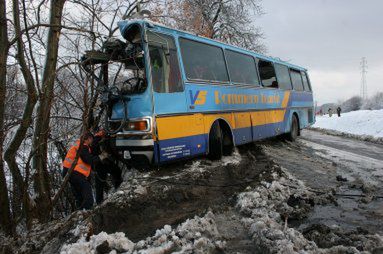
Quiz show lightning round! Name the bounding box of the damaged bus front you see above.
[82,20,160,165]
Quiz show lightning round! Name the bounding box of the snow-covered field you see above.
[313,109,383,138]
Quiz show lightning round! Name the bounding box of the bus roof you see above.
[118,19,307,72]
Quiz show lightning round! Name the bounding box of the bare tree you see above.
[0,0,14,236]
[341,96,363,113]
[30,0,68,222]
[3,0,39,227]
[362,92,383,110]
[153,0,265,52]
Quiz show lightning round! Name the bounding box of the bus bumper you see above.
[114,138,154,165]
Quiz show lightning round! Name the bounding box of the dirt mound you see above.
[90,145,273,241]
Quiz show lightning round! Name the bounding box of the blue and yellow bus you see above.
[83,19,315,165]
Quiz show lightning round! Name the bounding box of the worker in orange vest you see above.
[62,132,109,210]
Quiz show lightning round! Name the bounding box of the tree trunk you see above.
[32,0,66,222]
[4,0,38,226]
[0,0,14,236]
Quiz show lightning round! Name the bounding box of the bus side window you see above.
[258,60,278,88]
[301,71,312,91]
[290,69,304,91]
[179,38,229,83]
[226,50,259,86]
[148,32,183,93]
[275,64,292,90]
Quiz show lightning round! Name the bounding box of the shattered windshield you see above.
[107,57,146,95]
[102,24,147,95]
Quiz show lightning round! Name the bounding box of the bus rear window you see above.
[226,50,259,86]
[258,60,278,88]
[179,38,229,83]
[275,64,292,90]
[290,69,304,91]
[301,71,311,91]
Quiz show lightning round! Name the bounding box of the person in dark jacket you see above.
[92,129,123,204]
[62,132,108,210]
[337,106,342,117]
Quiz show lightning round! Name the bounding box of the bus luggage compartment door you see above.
[156,114,206,162]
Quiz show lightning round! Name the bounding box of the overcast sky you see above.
[257,0,383,105]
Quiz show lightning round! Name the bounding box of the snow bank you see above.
[60,212,225,254]
[313,109,383,138]
[60,232,134,254]
[236,169,319,253]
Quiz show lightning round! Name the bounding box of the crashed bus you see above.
[82,19,315,165]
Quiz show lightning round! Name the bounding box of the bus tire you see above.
[286,115,299,141]
[208,121,223,160]
[221,122,234,156]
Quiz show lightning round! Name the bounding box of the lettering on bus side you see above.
[214,91,280,105]
[189,90,208,105]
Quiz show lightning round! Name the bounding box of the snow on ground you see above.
[221,149,242,166]
[313,109,383,138]
[60,211,225,254]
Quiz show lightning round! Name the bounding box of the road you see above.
[262,129,383,234]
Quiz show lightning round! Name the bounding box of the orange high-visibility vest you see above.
[62,141,92,177]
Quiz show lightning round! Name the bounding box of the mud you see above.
[3,129,383,253]
[261,129,383,251]
[90,145,275,242]
[303,224,383,251]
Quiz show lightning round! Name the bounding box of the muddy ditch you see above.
[90,144,277,242]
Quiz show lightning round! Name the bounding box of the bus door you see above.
[148,31,186,114]
[148,31,189,162]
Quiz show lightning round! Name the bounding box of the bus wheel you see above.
[286,115,299,141]
[208,121,223,160]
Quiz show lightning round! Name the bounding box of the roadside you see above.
[262,129,383,249]
[309,127,383,145]
[312,109,383,144]
[2,131,383,254]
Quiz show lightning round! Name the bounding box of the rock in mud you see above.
[336,175,348,182]
[95,240,111,254]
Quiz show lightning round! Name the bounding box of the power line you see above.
[360,57,368,100]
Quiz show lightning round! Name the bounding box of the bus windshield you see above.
[82,24,147,95]
[108,25,147,95]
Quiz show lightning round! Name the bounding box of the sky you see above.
[257,0,383,105]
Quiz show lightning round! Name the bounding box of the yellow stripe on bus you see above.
[156,114,205,140]
[281,91,290,108]
[156,109,288,141]
[251,110,286,126]
[203,113,234,133]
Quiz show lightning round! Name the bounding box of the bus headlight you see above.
[125,118,151,132]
